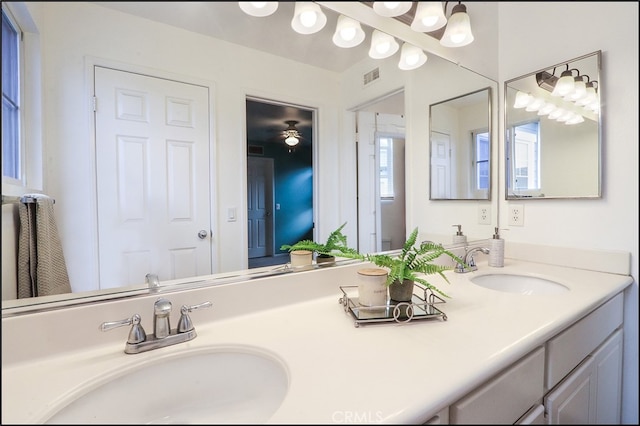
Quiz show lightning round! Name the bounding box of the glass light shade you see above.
[538,102,557,116]
[372,1,412,17]
[551,71,575,97]
[565,114,585,125]
[332,15,365,48]
[285,135,299,146]
[525,97,545,112]
[291,2,327,35]
[398,43,427,70]
[440,4,474,47]
[566,77,587,101]
[577,85,597,106]
[548,108,566,120]
[368,30,399,59]
[238,2,278,17]
[411,2,447,32]
[556,110,574,122]
[514,91,532,108]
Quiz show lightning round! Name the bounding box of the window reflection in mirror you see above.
[429,88,492,200]
[504,51,601,199]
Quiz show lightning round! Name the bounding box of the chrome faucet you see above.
[101,298,212,354]
[455,246,490,273]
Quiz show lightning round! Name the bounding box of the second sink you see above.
[470,273,570,295]
[44,345,289,424]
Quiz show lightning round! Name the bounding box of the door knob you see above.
[198,230,209,239]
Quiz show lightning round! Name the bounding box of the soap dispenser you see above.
[452,224,467,244]
[488,227,505,267]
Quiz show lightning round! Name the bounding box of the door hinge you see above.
[92,96,97,112]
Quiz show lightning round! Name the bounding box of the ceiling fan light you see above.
[411,2,447,32]
[440,3,474,47]
[238,2,278,17]
[285,135,299,146]
[291,2,327,35]
[368,30,399,59]
[398,42,427,70]
[372,1,412,17]
[332,15,365,48]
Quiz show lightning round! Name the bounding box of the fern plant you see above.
[280,222,364,260]
[366,227,463,298]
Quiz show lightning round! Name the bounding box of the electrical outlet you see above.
[478,205,491,224]
[509,204,524,226]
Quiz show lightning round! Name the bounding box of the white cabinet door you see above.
[516,404,545,424]
[545,356,596,424]
[592,329,623,424]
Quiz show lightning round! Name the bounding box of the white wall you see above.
[498,2,639,423]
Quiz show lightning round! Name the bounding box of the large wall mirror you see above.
[1,1,498,315]
[504,51,601,199]
[429,88,492,200]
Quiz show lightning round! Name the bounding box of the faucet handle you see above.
[177,301,213,333]
[100,314,147,344]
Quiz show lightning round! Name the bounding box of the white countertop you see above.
[1,258,632,424]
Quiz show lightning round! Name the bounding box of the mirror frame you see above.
[429,87,493,201]
[503,50,602,200]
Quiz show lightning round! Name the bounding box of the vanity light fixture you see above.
[440,2,474,47]
[283,120,301,147]
[372,1,413,17]
[398,42,428,70]
[291,2,327,35]
[332,15,366,48]
[411,2,448,33]
[238,2,278,17]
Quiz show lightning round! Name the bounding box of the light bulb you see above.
[300,11,317,28]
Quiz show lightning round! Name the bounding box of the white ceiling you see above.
[92,2,373,73]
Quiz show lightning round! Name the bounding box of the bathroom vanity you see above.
[1,243,632,424]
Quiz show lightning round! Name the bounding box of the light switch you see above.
[276,203,280,210]
[227,207,237,222]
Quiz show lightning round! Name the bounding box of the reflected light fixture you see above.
[291,2,327,35]
[411,2,448,32]
[332,15,365,48]
[551,66,578,97]
[440,2,474,47]
[238,2,278,17]
[372,1,412,17]
[398,42,427,70]
[368,30,399,59]
[283,120,301,147]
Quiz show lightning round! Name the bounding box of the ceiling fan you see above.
[283,120,302,147]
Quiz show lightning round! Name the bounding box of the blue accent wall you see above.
[248,142,313,255]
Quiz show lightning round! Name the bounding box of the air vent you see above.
[363,67,380,85]
[248,145,264,155]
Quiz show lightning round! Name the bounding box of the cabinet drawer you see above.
[450,347,544,424]
[545,292,623,390]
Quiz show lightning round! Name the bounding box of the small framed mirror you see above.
[504,51,601,199]
[429,87,492,200]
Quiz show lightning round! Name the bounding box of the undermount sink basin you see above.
[44,346,289,424]
[470,273,570,295]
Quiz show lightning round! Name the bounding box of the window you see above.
[507,121,540,193]
[2,8,21,182]
[473,130,489,191]
[379,137,394,198]
[1,2,42,194]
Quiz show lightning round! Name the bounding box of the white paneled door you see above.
[94,66,211,289]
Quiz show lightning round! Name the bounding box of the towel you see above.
[17,194,71,298]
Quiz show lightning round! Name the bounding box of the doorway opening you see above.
[355,90,406,254]
[246,98,315,269]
